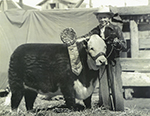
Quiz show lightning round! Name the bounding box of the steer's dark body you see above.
[9,42,99,111]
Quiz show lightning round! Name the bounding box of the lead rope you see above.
[98,45,114,81]
[106,46,114,59]
[98,46,115,110]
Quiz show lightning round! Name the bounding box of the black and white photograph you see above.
[0,0,150,115]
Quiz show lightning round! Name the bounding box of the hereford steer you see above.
[8,34,107,111]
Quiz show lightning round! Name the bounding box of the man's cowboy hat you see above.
[93,6,114,17]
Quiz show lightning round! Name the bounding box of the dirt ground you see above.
[125,98,150,110]
[0,92,150,116]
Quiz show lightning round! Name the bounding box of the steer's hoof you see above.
[68,104,85,111]
[53,108,71,113]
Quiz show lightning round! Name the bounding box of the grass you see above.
[0,94,150,116]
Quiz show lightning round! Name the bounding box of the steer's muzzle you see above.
[89,52,107,67]
[95,55,107,66]
[87,52,107,71]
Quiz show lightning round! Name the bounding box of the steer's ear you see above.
[83,38,89,49]
[85,37,90,42]
[83,40,87,48]
[83,36,90,47]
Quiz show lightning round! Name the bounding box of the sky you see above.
[14,0,148,8]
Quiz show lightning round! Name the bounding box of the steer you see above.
[8,34,107,111]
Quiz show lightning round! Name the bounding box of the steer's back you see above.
[9,44,71,93]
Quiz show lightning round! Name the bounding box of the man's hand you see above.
[112,37,120,47]
[113,37,120,43]
[112,37,123,50]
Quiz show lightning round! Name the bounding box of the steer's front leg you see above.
[83,95,92,108]
[60,84,76,110]
[64,96,76,110]
[63,94,85,111]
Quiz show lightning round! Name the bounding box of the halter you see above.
[82,34,114,63]
[88,52,106,61]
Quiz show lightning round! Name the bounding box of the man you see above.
[77,6,126,111]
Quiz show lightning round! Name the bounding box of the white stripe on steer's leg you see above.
[73,79,98,100]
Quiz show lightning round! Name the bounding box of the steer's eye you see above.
[90,47,94,50]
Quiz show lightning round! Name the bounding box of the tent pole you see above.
[74,0,84,8]
[19,0,23,7]
[2,0,8,11]
[12,0,22,9]
[89,0,92,8]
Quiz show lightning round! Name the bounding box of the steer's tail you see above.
[8,55,24,110]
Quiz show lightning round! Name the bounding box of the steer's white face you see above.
[87,34,107,66]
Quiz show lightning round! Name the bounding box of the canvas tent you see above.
[0,8,99,90]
